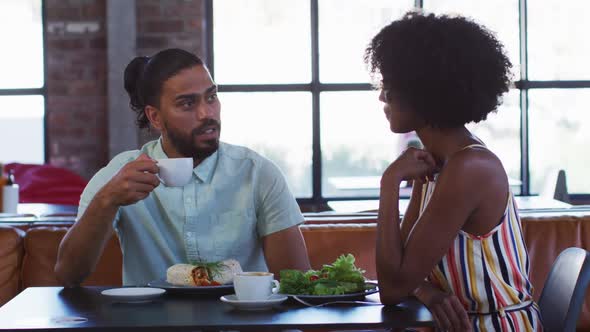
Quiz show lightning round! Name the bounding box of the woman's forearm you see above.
[376,181,406,304]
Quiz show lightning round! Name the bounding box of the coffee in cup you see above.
[233,272,279,301]
[156,158,193,187]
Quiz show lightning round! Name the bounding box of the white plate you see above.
[101,287,166,302]
[281,281,379,304]
[220,294,288,310]
[148,279,234,295]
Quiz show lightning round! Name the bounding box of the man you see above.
[55,48,311,286]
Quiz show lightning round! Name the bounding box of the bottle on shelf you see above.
[0,165,18,213]
[0,164,6,212]
[6,169,14,186]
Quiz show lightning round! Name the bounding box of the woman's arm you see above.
[400,180,426,243]
[376,148,490,305]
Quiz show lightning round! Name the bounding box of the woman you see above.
[365,12,542,331]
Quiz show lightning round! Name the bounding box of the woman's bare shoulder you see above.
[444,147,507,183]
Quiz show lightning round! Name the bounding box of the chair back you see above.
[540,168,570,204]
[538,247,590,331]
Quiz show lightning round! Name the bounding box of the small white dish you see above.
[220,294,288,310]
[101,287,166,302]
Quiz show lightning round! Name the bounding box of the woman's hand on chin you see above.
[381,147,438,187]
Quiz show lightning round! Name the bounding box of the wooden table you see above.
[17,203,78,217]
[0,203,78,223]
[0,287,434,331]
[513,196,572,210]
[328,196,572,213]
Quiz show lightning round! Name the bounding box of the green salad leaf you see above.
[279,254,367,295]
[279,269,312,295]
[321,253,366,284]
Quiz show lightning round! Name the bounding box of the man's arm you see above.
[262,224,311,276]
[254,158,311,276]
[54,192,118,287]
[55,154,159,286]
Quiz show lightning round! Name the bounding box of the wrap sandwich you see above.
[166,259,242,286]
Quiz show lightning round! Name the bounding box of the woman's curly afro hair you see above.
[365,11,512,128]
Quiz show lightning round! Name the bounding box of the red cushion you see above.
[4,163,87,206]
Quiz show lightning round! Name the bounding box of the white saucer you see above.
[220,294,288,310]
[101,287,166,302]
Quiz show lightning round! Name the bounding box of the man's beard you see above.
[165,119,220,161]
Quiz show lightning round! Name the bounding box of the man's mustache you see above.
[192,119,221,136]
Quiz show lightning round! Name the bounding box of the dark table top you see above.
[0,287,434,331]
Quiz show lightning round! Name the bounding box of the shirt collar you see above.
[152,137,168,159]
[194,148,219,183]
[154,137,219,184]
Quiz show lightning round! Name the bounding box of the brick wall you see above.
[135,0,207,145]
[45,0,207,179]
[136,0,206,56]
[46,0,108,180]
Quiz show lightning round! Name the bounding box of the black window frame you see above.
[206,0,590,206]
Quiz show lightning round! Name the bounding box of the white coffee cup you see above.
[233,272,280,301]
[156,158,193,187]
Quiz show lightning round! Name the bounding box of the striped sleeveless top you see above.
[420,144,543,331]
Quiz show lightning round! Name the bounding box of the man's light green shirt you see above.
[77,139,304,285]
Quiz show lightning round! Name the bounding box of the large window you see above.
[0,0,45,164]
[209,0,590,204]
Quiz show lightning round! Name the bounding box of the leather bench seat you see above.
[0,226,24,306]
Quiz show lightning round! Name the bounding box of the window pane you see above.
[319,0,415,83]
[213,0,310,84]
[0,0,44,88]
[220,92,312,197]
[321,91,404,198]
[467,90,521,194]
[423,0,520,79]
[528,0,590,80]
[0,96,44,163]
[529,89,590,194]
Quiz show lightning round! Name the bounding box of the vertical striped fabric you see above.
[420,180,543,331]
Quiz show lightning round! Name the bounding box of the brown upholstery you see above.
[22,227,67,287]
[301,224,377,279]
[22,227,122,288]
[522,216,590,330]
[0,226,24,306]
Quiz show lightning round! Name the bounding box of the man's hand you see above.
[98,154,160,207]
[415,284,472,332]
